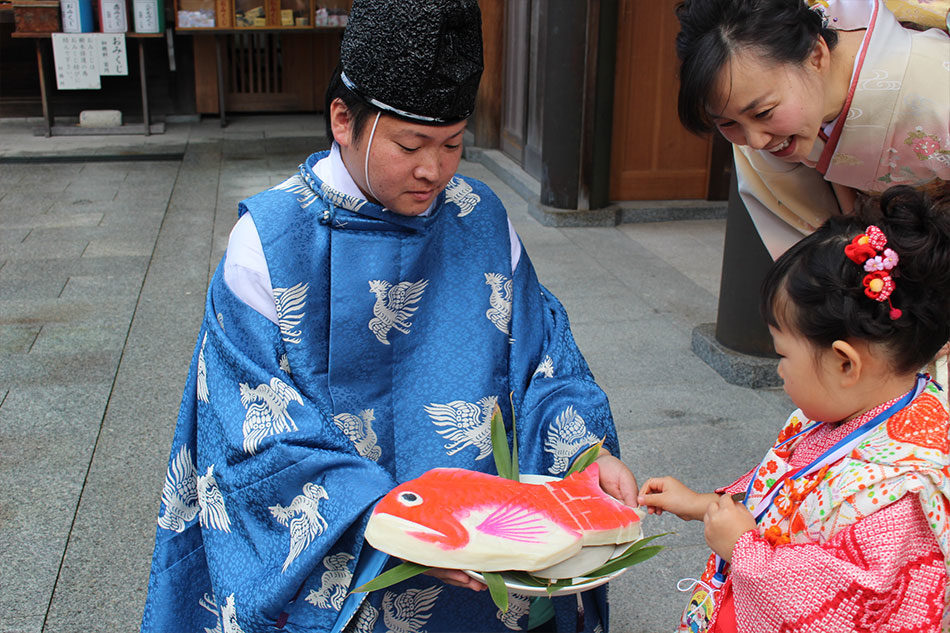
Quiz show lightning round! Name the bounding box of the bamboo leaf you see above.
[566,438,604,476]
[583,545,664,577]
[482,571,509,612]
[509,399,519,481]
[352,561,431,594]
[490,403,514,480]
[613,532,670,556]
[503,570,550,587]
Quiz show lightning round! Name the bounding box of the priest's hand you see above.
[422,567,487,591]
[594,452,638,506]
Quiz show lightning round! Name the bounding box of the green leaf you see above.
[565,438,604,476]
[503,570,550,587]
[580,533,670,578]
[352,561,431,594]
[482,571,509,612]
[490,403,514,480]
[510,402,519,481]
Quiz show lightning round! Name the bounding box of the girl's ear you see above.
[808,35,832,73]
[329,98,353,148]
[831,339,862,386]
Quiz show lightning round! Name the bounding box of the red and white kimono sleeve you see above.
[728,493,946,632]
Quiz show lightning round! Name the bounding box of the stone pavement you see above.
[0,114,792,633]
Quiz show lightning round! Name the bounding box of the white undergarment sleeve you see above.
[223,143,522,322]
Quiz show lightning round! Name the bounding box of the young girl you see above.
[639,185,950,632]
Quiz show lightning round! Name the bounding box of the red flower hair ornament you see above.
[844,225,902,320]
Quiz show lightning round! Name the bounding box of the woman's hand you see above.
[594,453,639,506]
[637,476,718,521]
[703,495,756,563]
[422,567,487,591]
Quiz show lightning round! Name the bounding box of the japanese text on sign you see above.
[51,33,129,90]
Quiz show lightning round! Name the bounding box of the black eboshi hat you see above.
[339,0,484,124]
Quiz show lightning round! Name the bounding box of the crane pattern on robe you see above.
[199,592,246,633]
[496,593,532,630]
[381,585,443,633]
[239,377,304,455]
[269,482,330,573]
[534,355,555,379]
[273,282,309,345]
[305,552,355,610]
[424,396,497,460]
[333,409,382,461]
[351,600,380,633]
[367,279,429,345]
[544,405,600,474]
[157,445,198,532]
[484,272,513,334]
[197,464,231,532]
[444,176,481,217]
[271,174,319,209]
[197,333,210,403]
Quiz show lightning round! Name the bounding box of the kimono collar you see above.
[301,150,445,233]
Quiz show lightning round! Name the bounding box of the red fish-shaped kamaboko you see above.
[364,463,643,572]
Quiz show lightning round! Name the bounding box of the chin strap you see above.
[363,111,382,203]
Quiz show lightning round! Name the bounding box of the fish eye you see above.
[397,491,423,506]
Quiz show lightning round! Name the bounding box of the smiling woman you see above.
[675,0,949,260]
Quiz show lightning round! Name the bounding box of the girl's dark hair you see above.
[324,65,381,142]
[675,0,839,135]
[761,186,950,375]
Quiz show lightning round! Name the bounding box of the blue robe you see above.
[142,151,620,632]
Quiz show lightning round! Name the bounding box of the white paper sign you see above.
[99,0,129,32]
[51,33,129,89]
[59,0,84,32]
[133,0,160,32]
[51,33,100,89]
[96,34,128,76]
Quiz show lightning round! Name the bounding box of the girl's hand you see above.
[703,495,756,563]
[637,476,717,521]
[594,453,639,506]
[422,567,487,591]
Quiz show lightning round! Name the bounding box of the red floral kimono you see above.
[680,378,950,633]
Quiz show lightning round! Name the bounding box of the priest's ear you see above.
[329,98,355,148]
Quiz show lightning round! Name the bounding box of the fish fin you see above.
[560,462,602,493]
[476,504,575,544]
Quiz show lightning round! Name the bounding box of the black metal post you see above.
[714,172,775,356]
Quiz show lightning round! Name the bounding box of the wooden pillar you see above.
[474,0,503,148]
[537,0,617,211]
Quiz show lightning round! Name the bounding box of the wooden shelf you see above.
[174,25,342,32]
[14,33,163,136]
[12,30,165,37]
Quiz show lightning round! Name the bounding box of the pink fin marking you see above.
[476,505,556,543]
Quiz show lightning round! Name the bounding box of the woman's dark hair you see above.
[761,186,950,375]
[324,65,381,142]
[675,0,839,135]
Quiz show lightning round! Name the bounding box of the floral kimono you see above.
[141,151,619,632]
[734,0,949,260]
[679,377,950,633]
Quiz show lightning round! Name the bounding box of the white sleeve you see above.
[223,213,279,324]
[508,217,522,273]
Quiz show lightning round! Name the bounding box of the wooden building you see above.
[0,0,730,211]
